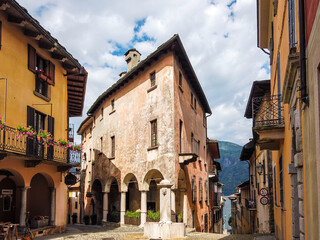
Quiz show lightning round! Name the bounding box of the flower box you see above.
[30,218,49,229]
[124,215,140,225]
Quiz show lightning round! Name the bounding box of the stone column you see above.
[50,188,56,225]
[102,192,109,222]
[120,191,126,225]
[171,189,176,222]
[181,189,188,224]
[19,187,29,227]
[158,179,173,223]
[140,191,147,227]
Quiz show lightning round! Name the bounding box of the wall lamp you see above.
[256,161,266,184]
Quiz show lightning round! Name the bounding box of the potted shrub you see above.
[84,215,90,225]
[107,210,120,223]
[146,210,160,222]
[91,214,97,225]
[124,210,141,225]
[177,213,183,222]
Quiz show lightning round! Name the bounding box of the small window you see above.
[75,201,78,209]
[192,176,197,202]
[199,178,203,202]
[203,113,206,127]
[150,72,156,87]
[191,93,194,108]
[151,120,157,147]
[111,99,115,111]
[179,71,182,87]
[100,137,103,152]
[111,136,115,158]
[194,98,197,110]
[101,108,104,119]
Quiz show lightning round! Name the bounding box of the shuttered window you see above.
[279,155,284,208]
[274,166,277,205]
[28,45,36,72]
[199,178,203,202]
[288,0,296,49]
[192,176,197,202]
[151,120,157,147]
[179,71,182,87]
[0,21,2,50]
[47,115,55,160]
[48,61,55,85]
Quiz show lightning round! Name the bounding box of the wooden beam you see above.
[69,100,82,105]
[68,86,84,93]
[67,81,84,87]
[68,95,83,100]
[0,3,10,10]
[7,14,24,24]
[68,92,83,97]
[52,52,65,61]
[24,29,43,40]
[39,41,53,50]
[63,63,77,71]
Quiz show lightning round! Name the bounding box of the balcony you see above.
[252,95,284,150]
[179,138,199,165]
[213,192,222,209]
[0,125,79,167]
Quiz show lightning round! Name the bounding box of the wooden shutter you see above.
[0,21,2,50]
[47,61,55,85]
[28,45,36,72]
[26,106,35,155]
[47,115,55,160]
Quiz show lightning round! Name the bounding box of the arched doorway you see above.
[91,179,103,224]
[123,173,140,212]
[107,177,120,222]
[143,169,164,212]
[27,173,52,228]
[177,169,187,223]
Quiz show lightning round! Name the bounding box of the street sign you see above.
[260,188,269,196]
[260,196,269,205]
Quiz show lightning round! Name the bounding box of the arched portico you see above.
[103,176,120,223]
[92,179,103,224]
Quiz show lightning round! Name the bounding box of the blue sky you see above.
[19,0,270,145]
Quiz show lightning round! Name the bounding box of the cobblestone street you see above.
[36,225,275,240]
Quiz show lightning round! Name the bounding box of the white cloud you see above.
[18,0,270,145]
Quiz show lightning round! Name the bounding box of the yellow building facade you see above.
[0,0,87,234]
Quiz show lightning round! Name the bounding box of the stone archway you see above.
[123,173,140,212]
[91,179,103,224]
[106,177,120,223]
[177,169,187,224]
[142,169,164,213]
[27,173,54,228]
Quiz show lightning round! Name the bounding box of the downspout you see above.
[298,0,308,104]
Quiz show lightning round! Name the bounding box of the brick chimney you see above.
[125,49,141,72]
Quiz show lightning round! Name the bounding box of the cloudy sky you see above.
[19,0,269,146]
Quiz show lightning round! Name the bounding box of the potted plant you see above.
[177,213,183,222]
[91,214,97,225]
[84,215,90,225]
[146,210,160,222]
[124,210,141,225]
[107,209,120,223]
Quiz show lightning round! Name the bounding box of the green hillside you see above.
[216,141,249,196]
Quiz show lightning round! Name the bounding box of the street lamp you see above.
[256,162,264,175]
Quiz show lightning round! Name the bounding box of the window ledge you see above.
[147,145,159,151]
[179,85,184,93]
[147,85,157,93]
[33,91,50,102]
[109,110,116,115]
[108,157,115,160]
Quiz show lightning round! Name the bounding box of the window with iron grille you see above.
[199,178,203,202]
[150,71,156,87]
[192,176,197,202]
[151,120,157,147]
[111,136,115,158]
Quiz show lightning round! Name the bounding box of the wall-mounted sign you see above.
[260,196,269,205]
[2,189,13,195]
[65,173,77,185]
[260,188,269,196]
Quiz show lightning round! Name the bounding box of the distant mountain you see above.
[216,141,249,196]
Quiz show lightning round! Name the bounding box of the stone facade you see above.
[78,35,218,232]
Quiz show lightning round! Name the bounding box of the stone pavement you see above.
[36,224,274,240]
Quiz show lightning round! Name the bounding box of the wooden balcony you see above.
[0,125,80,168]
[252,95,284,150]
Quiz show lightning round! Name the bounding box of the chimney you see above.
[124,49,141,72]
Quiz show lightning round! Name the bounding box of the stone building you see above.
[0,0,87,234]
[78,34,219,231]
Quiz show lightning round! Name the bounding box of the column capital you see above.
[140,190,148,193]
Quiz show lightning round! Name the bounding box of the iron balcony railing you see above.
[0,125,80,164]
[252,95,284,128]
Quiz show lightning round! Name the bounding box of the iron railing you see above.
[0,124,79,164]
[252,95,284,128]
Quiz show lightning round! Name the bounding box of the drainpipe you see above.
[298,0,308,104]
